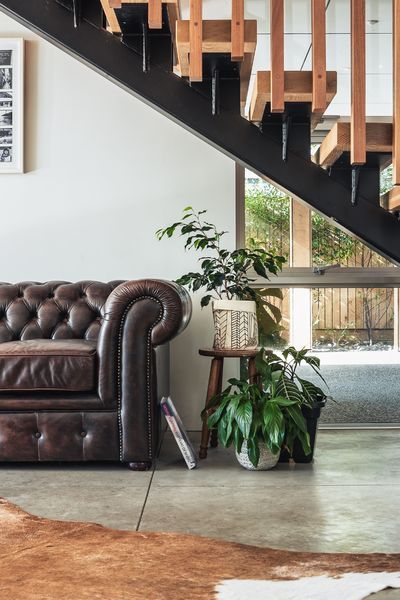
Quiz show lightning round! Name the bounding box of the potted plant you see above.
[255,346,330,463]
[156,207,285,350]
[204,347,330,469]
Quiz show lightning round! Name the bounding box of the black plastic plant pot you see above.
[279,397,327,463]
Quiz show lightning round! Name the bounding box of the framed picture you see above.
[0,38,24,174]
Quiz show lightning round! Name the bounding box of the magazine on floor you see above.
[160,397,197,469]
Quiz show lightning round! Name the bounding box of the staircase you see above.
[1,0,400,264]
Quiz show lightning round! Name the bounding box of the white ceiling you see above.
[180,0,393,117]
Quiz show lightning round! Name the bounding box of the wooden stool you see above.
[198,348,259,459]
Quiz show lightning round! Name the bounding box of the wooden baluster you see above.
[148,0,162,29]
[270,0,284,112]
[393,0,400,186]
[189,0,203,82]
[99,0,121,32]
[231,0,244,61]
[351,0,366,165]
[311,0,327,113]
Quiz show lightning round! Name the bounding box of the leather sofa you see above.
[0,279,191,470]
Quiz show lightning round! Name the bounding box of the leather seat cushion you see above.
[0,339,97,392]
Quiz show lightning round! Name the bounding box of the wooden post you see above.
[351,0,366,165]
[290,199,312,348]
[231,0,244,61]
[393,0,400,184]
[189,0,203,82]
[311,0,327,113]
[99,0,121,32]
[270,0,284,112]
[148,0,162,29]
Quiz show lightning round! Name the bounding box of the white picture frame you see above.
[0,38,24,174]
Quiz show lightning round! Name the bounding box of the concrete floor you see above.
[1,430,399,598]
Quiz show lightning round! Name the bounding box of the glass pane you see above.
[312,213,392,268]
[269,288,290,347]
[245,170,290,261]
[312,287,394,351]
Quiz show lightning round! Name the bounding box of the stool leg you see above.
[248,357,258,385]
[210,359,223,448]
[199,357,223,459]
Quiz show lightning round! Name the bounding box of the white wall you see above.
[0,13,236,428]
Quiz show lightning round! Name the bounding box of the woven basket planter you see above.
[212,300,258,350]
[236,440,280,471]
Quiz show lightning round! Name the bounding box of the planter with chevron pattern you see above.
[212,300,258,350]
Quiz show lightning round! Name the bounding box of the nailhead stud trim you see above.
[116,296,163,462]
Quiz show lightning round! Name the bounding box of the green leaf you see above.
[285,404,308,434]
[297,377,325,405]
[200,295,213,308]
[275,376,303,404]
[246,438,260,468]
[262,403,284,449]
[270,396,298,407]
[262,301,283,323]
[234,401,253,439]
[233,426,244,454]
[206,395,231,428]
[296,429,312,456]
[218,413,232,447]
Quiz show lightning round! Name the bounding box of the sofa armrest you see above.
[102,279,191,346]
[97,279,191,464]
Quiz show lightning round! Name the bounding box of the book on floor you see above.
[160,396,197,470]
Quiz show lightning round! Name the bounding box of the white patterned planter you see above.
[212,300,258,350]
[236,440,279,471]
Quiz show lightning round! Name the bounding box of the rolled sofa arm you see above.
[97,279,192,465]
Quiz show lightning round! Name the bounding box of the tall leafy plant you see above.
[156,207,286,340]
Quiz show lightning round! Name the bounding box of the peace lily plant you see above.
[204,347,328,469]
[156,207,286,349]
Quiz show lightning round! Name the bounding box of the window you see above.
[312,287,394,351]
[241,167,400,351]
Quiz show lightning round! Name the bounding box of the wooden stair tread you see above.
[176,19,257,55]
[317,121,393,167]
[381,186,400,212]
[249,70,337,123]
[176,19,257,108]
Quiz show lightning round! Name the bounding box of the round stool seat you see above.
[199,347,260,358]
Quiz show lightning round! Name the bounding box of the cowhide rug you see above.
[0,497,399,599]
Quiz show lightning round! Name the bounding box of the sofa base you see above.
[0,411,120,462]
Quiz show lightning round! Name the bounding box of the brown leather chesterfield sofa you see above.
[0,280,191,470]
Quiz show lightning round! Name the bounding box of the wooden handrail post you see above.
[189,0,203,82]
[231,0,244,61]
[99,0,121,32]
[311,0,327,113]
[393,0,400,185]
[351,0,366,165]
[148,0,162,29]
[270,0,284,112]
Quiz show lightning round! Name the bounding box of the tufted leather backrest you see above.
[0,281,124,343]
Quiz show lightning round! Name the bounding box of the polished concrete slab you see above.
[0,463,152,530]
[0,430,399,598]
[142,430,400,553]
